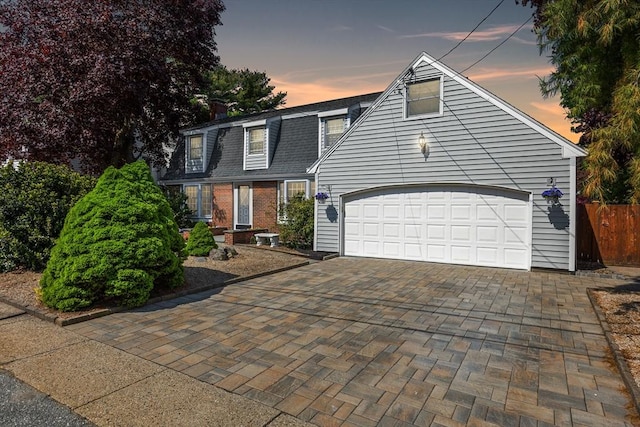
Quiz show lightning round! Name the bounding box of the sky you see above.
[214,0,578,142]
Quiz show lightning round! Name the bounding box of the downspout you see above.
[569,157,577,272]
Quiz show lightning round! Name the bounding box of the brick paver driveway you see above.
[68,258,637,426]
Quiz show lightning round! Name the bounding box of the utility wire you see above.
[437,0,505,61]
[460,15,533,74]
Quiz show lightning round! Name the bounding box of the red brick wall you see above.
[252,181,279,232]
[212,183,233,229]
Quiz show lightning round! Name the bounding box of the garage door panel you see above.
[505,227,528,244]
[477,226,498,243]
[383,204,400,219]
[404,204,422,220]
[451,225,471,241]
[383,242,400,257]
[427,244,446,260]
[427,204,446,220]
[451,204,472,220]
[383,223,400,238]
[477,204,500,221]
[343,186,531,269]
[504,205,528,222]
[477,247,499,264]
[451,245,471,263]
[404,243,423,260]
[363,222,379,237]
[427,224,445,240]
[363,204,380,219]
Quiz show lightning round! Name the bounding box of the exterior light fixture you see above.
[418,132,428,155]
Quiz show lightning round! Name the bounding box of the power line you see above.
[437,0,505,61]
[460,15,533,74]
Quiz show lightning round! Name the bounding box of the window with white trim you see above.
[278,180,313,221]
[183,183,212,218]
[247,127,265,155]
[188,135,203,160]
[321,116,348,151]
[186,134,204,173]
[405,78,442,118]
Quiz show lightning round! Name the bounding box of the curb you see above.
[587,288,640,417]
[3,261,310,327]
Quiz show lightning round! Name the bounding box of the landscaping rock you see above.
[209,248,228,261]
[225,246,238,257]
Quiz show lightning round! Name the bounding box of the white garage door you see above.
[343,186,531,270]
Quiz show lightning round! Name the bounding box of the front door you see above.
[235,184,252,229]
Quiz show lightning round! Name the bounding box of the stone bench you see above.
[254,233,280,247]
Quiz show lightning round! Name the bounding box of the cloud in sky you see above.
[529,101,578,142]
[468,66,553,81]
[400,24,534,42]
[377,25,395,33]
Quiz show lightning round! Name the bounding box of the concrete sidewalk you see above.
[0,307,311,426]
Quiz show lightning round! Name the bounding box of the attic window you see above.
[188,135,203,161]
[247,127,266,155]
[322,116,347,151]
[406,77,442,118]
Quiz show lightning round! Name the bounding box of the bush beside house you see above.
[0,161,96,272]
[186,221,218,256]
[279,194,314,249]
[40,161,186,311]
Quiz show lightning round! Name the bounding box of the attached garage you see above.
[309,53,587,271]
[343,185,531,269]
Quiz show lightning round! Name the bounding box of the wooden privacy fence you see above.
[577,203,640,266]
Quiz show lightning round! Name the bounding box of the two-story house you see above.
[160,93,381,232]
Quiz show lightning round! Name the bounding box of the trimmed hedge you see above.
[185,221,218,256]
[40,161,186,311]
[0,161,96,272]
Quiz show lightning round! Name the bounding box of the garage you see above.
[343,185,531,270]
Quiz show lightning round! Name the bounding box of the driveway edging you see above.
[587,287,640,417]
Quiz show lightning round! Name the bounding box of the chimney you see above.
[209,100,228,120]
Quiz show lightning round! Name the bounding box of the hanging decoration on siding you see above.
[315,192,329,201]
[542,186,564,204]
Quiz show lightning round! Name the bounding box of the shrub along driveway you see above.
[68,258,637,426]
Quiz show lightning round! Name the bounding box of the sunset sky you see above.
[214,0,578,142]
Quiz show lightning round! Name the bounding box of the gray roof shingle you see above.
[162,92,381,181]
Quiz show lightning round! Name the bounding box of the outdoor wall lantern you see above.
[418,132,429,155]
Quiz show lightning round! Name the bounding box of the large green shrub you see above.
[0,161,96,272]
[40,161,186,311]
[279,193,314,249]
[185,221,218,256]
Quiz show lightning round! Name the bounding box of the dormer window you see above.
[189,135,203,160]
[405,77,443,118]
[322,116,347,151]
[248,127,265,155]
[186,134,204,173]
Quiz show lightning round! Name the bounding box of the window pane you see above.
[184,185,198,214]
[201,184,212,217]
[189,135,203,160]
[324,117,346,149]
[248,127,265,154]
[238,185,250,224]
[407,79,440,116]
[286,181,306,200]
